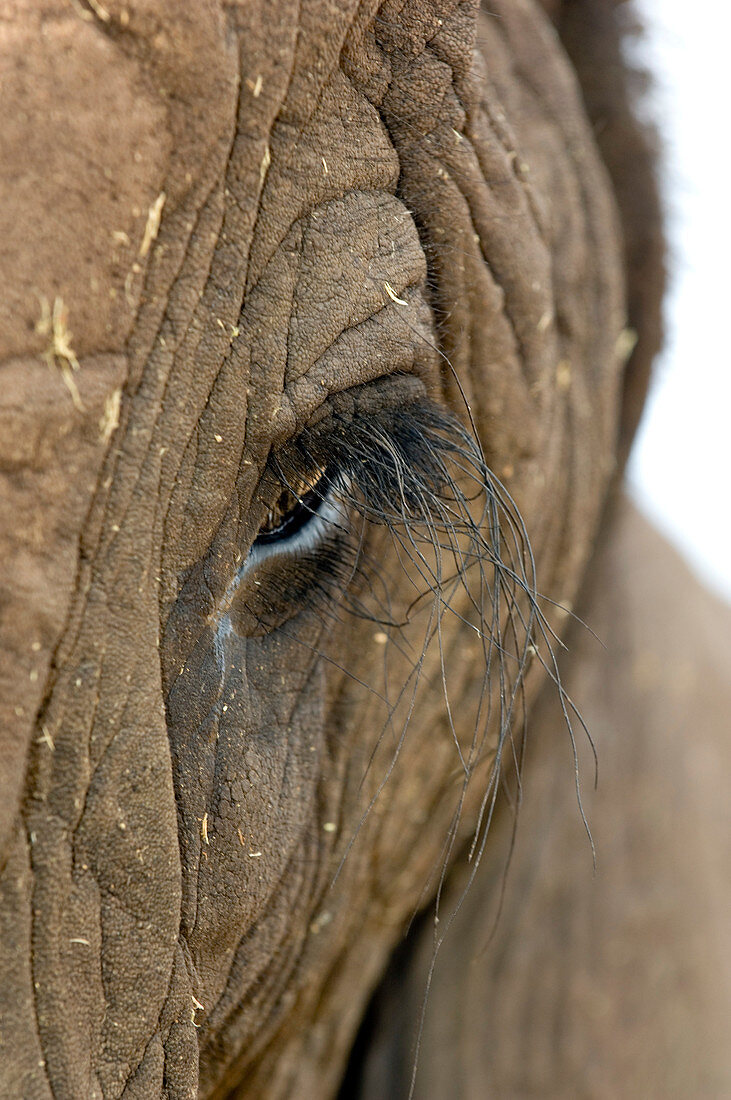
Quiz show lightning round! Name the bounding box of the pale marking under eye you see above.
[214,479,350,648]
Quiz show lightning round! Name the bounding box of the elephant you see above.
[1,0,729,1097]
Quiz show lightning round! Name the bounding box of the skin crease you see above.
[0,1,728,1098]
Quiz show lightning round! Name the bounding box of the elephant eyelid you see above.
[254,465,335,546]
[245,472,350,572]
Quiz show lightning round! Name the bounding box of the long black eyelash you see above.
[271,394,592,822]
[264,395,594,1098]
[269,398,486,552]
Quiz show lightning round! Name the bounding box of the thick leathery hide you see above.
[0,1,635,1097]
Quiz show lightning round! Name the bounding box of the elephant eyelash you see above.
[234,390,479,638]
[269,396,597,924]
[240,392,478,625]
[249,388,585,802]
[227,385,594,1002]
[252,391,526,641]
[257,396,471,573]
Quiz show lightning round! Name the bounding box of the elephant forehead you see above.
[242,189,436,452]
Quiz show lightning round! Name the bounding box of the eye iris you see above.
[256,466,330,544]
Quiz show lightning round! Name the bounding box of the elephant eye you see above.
[229,381,476,636]
[254,465,331,547]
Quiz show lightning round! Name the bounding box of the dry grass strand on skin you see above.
[36,295,84,411]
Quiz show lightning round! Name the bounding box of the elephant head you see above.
[0,0,665,1096]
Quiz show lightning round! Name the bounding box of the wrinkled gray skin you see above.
[1,1,729,1098]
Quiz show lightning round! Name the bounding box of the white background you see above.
[628,0,731,602]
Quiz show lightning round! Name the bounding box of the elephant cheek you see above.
[166,623,325,1009]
